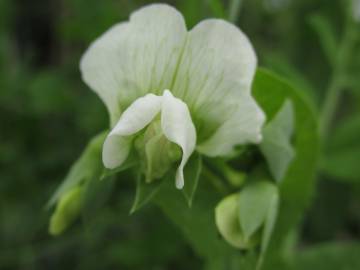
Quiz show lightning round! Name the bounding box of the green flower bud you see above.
[215,181,278,250]
[49,186,83,236]
[215,193,259,249]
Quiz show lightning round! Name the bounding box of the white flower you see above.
[80,4,265,189]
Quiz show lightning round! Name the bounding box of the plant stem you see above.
[229,0,243,23]
[320,15,356,137]
[320,72,344,137]
[203,167,229,195]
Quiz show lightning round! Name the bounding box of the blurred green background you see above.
[0,0,359,269]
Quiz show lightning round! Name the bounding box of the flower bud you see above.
[215,193,259,249]
[49,186,83,236]
[215,181,278,250]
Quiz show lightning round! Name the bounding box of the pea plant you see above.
[44,1,360,269]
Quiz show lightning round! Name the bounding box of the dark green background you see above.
[1,0,359,269]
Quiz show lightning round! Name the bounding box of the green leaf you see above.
[49,186,83,236]
[238,181,278,241]
[263,53,318,106]
[47,131,107,208]
[253,68,319,257]
[260,100,295,182]
[293,242,360,270]
[130,173,165,214]
[308,14,338,66]
[182,153,202,207]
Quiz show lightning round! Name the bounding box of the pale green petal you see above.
[172,19,257,140]
[110,94,162,136]
[80,4,187,126]
[103,94,162,169]
[260,100,295,181]
[215,193,248,249]
[80,22,129,125]
[197,94,265,157]
[102,135,132,169]
[161,90,196,189]
[82,5,263,163]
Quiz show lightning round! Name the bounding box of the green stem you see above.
[228,0,243,23]
[203,167,229,195]
[320,13,356,137]
[320,75,343,137]
[206,158,246,188]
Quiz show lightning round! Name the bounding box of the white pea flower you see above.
[80,4,265,189]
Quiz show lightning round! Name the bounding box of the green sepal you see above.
[82,174,115,223]
[144,132,180,183]
[237,180,279,269]
[130,172,165,214]
[238,181,279,242]
[47,131,107,208]
[258,186,279,270]
[182,152,202,207]
[260,99,295,182]
[134,119,181,183]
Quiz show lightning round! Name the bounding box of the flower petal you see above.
[110,94,162,136]
[80,4,187,126]
[80,22,129,125]
[161,90,196,189]
[197,94,265,157]
[103,94,162,169]
[172,19,257,141]
[103,135,132,169]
